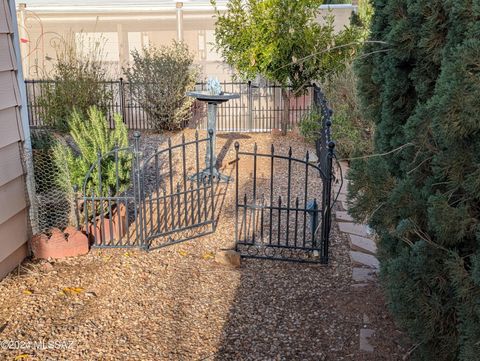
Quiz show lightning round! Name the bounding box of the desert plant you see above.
[325,63,373,158]
[36,33,112,131]
[350,0,480,359]
[298,64,373,158]
[299,108,322,144]
[125,42,197,131]
[53,107,131,198]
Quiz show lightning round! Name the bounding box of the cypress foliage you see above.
[350,0,480,359]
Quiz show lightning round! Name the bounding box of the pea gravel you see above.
[0,131,409,360]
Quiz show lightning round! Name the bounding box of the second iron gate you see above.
[233,141,334,264]
[233,84,336,264]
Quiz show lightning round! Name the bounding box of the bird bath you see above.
[187,90,240,182]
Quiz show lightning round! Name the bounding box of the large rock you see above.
[215,250,241,267]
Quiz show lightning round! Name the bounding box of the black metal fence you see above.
[234,85,336,264]
[25,79,314,132]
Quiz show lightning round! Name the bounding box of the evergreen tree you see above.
[350,0,480,359]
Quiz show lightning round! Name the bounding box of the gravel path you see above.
[0,131,408,360]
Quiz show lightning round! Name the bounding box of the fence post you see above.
[234,141,240,250]
[119,77,126,125]
[73,185,80,230]
[312,83,336,264]
[321,141,335,264]
[247,80,253,131]
[133,131,144,247]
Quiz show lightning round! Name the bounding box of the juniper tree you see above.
[349,0,480,359]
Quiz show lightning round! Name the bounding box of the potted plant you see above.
[54,107,132,245]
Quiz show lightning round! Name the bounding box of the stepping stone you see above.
[349,234,377,255]
[335,211,354,222]
[350,251,379,269]
[360,329,375,352]
[352,267,378,283]
[337,193,348,202]
[340,201,349,211]
[338,222,371,238]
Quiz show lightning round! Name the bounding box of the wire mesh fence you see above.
[28,130,76,234]
[25,79,314,132]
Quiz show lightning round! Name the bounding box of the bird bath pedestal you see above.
[187,91,240,182]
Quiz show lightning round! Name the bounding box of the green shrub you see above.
[350,1,480,359]
[125,42,197,131]
[36,33,112,131]
[298,64,373,159]
[299,108,321,144]
[53,107,131,198]
[325,64,373,158]
[350,0,374,37]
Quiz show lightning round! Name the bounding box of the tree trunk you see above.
[281,88,290,136]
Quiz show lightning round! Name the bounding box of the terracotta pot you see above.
[30,227,89,259]
[86,203,127,244]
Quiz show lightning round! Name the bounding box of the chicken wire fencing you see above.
[27,130,77,234]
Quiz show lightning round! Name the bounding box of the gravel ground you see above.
[0,131,409,360]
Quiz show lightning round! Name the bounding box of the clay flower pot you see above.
[30,227,89,259]
[86,203,127,244]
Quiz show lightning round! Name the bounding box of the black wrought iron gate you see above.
[76,131,216,249]
[139,133,216,250]
[233,84,336,264]
[233,141,334,264]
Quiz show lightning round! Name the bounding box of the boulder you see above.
[215,250,241,267]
